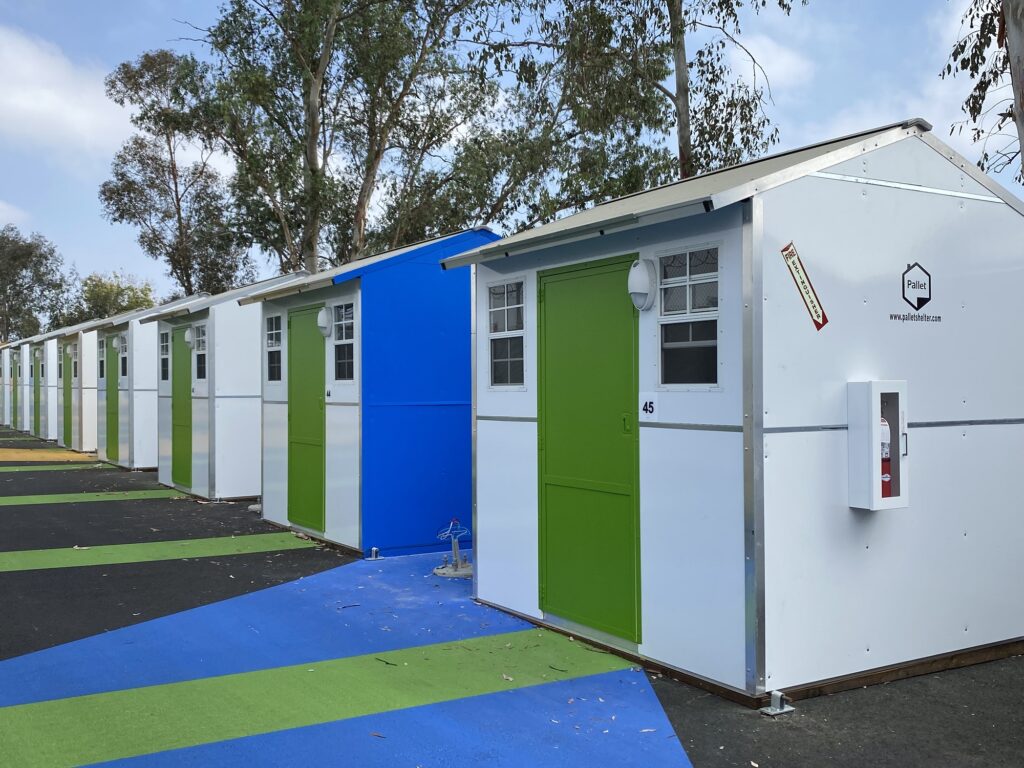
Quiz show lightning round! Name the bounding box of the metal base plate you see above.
[433,562,474,579]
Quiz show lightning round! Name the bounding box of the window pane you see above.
[661,322,717,385]
[506,306,523,332]
[689,248,718,276]
[660,254,687,280]
[121,357,128,377]
[489,286,506,309]
[508,359,524,385]
[334,344,353,381]
[690,281,718,311]
[491,337,509,360]
[160,359,169,381]
[267,350,281,381]
[99,360,104,379]
[491,360,508,386]
[508,335,523,358]
[489,309,506,333]
[661,286,687,313]
[690,320,716,341]
[506,282,523,307]
[196,354,206,380]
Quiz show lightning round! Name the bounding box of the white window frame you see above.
[194,324,207,381]
[331,302,355,382]
[486,276,526,390]
[159,332,169,382]
[71,343,79,381]
[656,241,721,390]
[98,343,105,380]
[265,315,283,383]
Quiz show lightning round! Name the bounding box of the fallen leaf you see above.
[72,545,90,550]
[751,762,760,767]
[370,732,386,739]
[640,728,656,733]
[502,673,514,682]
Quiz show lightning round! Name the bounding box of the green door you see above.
[538,255,641,643]
[32,353,40,435]
[106,336,119,463]
[171,328,192,487]
[62,346,72,446]
[287,306,326,532]
[11,357,18,430]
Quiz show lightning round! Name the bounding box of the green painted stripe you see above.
[0,489,183,507]
[0,629,629,767]
[0,463,105,474]
[0,533,316,572]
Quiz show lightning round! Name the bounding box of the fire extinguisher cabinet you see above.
[848,380,909,510]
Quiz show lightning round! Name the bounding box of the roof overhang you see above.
[442,118,935,270]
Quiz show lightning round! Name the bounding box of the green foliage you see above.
[943,0,1022,183]
[57,273,156,328]
[99,50,257,295]
[0,226,68,343]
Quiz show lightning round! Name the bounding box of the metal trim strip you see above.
[477,414,538,422]
[764,418,1024,433]
[639,422,742,432]
[809,171,1003,202]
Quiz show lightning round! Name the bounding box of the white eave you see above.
[441,117,1018,270]
[139,272,310,324]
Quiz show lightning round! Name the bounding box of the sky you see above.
[0,0,1016,298]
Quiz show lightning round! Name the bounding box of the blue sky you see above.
[0,0,1015,297]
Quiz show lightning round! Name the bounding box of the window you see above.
[266,316,282,382]
[488,281,524,386]
[332,303,354,380]
[40,362,44,379]
[72,343,78,379]
[659,247,719,385]
[159,332,169,381]
[98,356,105,380]
[194,325,207,380]
[120,337,128,378]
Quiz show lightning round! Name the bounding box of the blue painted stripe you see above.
[96,670,691,767]
[0,553,526,706]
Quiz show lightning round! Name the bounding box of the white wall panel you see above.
[157,396,172,484]
[638,427,747,690]
[131,390,158,469]
[759,167,1024,429]
[190,396,210,498]
[324,404,360,548]
[212,396,261,499]
[44,340,58,440]
[261,402,288,526]
[475,419,541,619]
[763,426,1024,689]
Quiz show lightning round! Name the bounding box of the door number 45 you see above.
[641,400,655,415]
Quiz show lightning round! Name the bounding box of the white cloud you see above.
[0,199,30,226]
[728,33,815,97]
[0,25,131,162]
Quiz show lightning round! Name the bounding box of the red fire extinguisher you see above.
[880,417,892,498]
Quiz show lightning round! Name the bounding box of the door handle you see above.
[901,431,908,457]
[622,413,632,434]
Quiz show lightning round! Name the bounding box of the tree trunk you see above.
[300,75,322,274]
[667,0,694,178]
[1005,0,1024,181]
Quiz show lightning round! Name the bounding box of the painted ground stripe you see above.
[99,669,691,767]
[0,449,96,463]
[0,463,105,474]
[0,629,629,767]
[0,533,316,573]
[0,489,182,507]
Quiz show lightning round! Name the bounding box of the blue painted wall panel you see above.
[355,229,499,555]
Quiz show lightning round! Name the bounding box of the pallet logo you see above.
[902,262,931,311]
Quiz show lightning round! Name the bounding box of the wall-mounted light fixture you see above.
[183,328,195,349]
[628,259,658,311]
[316,307,332,338]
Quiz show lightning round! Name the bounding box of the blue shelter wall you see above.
[346,229,499,555]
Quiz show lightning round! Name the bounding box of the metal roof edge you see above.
[917,131,1024,218]
[140,274,308,323]
[442,119,933,270]
[710,121,927,210]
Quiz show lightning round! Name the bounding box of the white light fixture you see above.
[183,328,195,349]
[316,307,332,338]
[628,259,657,311]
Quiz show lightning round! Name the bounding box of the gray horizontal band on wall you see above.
[477,415,538,423]
[639,422,742,433]
[765,418,1024,434]
[907,418,1024,428]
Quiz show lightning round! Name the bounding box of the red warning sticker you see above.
[781,242,828,331]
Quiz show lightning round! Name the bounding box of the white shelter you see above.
[43,320,100,452]
[0,345,8,427]
[443,119,1024,703]
[141,274,308,500]
[96,296,205,470]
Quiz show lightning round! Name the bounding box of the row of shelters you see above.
[2,120,1021,705]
